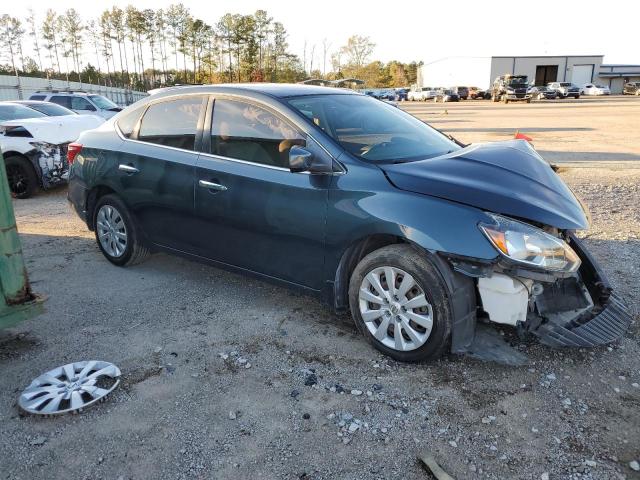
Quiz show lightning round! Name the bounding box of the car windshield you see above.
[505,77,527,86]
[88,95,119,109]
[0,104,47,121]
[24,102,76,116]
[288,94,459,163]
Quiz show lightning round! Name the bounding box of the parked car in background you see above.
[433,89,460,102]
[379,89,397,101]
[623,82,640,95]
[8,100,79,117]
[581,84,610,96]
[528,86,558,100]
[450,86,469,100]
[395,88,409,101]
[468,87,485,99]
[67,84,631,362]
[548,82,580,99]
[28,91,123,119]
[0,102,104,198]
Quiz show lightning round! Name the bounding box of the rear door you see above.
[192,96,330,289]
[116,94,206,252]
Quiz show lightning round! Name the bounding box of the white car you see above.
[1,102,104,198]
[28,91,124,119]
[581,84,611,96]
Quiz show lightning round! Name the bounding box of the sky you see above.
[7,0,639,68]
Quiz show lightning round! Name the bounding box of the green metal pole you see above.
[0,155,31,304]
[0,152,42,328]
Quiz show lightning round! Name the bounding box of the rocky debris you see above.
[630,460,640,471]
[30,436,46,446]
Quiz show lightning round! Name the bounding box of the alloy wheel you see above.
[96,204,128,257]
[358,266,434,352]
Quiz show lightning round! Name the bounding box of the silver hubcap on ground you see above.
[97,205,127,257]
[358,266,434,352]
[18,361,121,415]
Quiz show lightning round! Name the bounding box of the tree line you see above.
[0,7,420,91]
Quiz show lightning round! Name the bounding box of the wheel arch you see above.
[333,235,478,354]
[85,185,117,230]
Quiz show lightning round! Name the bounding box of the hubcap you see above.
[96,205,128,258]
[18,361,121,415]
[358,266,434,352]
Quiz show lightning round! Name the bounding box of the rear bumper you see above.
[67,177,89,226]
[531,235,633,347]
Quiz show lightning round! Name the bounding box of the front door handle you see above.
[198,179,227,192]
[118,164,139,174]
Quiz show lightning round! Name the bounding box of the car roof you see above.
[148,83,357,100]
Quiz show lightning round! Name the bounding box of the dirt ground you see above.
[1,96,639,480]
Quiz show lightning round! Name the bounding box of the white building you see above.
[418,55,640,93]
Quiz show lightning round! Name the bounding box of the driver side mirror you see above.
[288,145,333,174]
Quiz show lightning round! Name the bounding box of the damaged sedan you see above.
[67,84,632,362]
[1,102,104,198]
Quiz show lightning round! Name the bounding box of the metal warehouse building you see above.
[418,55,640,93]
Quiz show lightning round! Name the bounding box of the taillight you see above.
[67,143,83,164]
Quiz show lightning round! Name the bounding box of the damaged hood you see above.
[381,140,589,230]
[1,115,104,144]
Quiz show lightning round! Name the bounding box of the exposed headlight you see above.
[479,214,581,273]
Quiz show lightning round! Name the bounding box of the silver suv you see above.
[547,82,581,99]
[28,91,123,119]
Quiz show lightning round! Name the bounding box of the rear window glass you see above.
[117,106,146,138]
[138,96,204,150]
[50,96,72,109]
[29,95,46,101]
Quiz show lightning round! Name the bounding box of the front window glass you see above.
[211,99,305,168]
[0,104,46,121]
[88,95,119,110]
[289,94,459,163]
[138,96,203,150]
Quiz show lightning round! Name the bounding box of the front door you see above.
[117,94,207,252]
[193,97,329,289]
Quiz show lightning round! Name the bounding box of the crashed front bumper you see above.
[529,235,633,347]
[25,143,69,190]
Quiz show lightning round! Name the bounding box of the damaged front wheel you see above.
[349,245,452,362]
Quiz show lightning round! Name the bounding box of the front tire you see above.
[4,155,38,199]
[94,194,150,267]
[349,245,452,362]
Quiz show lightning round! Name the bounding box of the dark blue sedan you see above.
[67,84,631,362]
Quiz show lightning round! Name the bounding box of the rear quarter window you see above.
[116,106,146,138]
[30,95,46,101]
[50,96,72,109]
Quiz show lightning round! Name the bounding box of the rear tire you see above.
[4,155,38,199]
[93,194,150,267]
[349,245,452,362]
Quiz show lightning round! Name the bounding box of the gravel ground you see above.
[1,100,639,480]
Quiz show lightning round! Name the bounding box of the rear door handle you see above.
[198,179,227,192]
[118,164,139,174]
